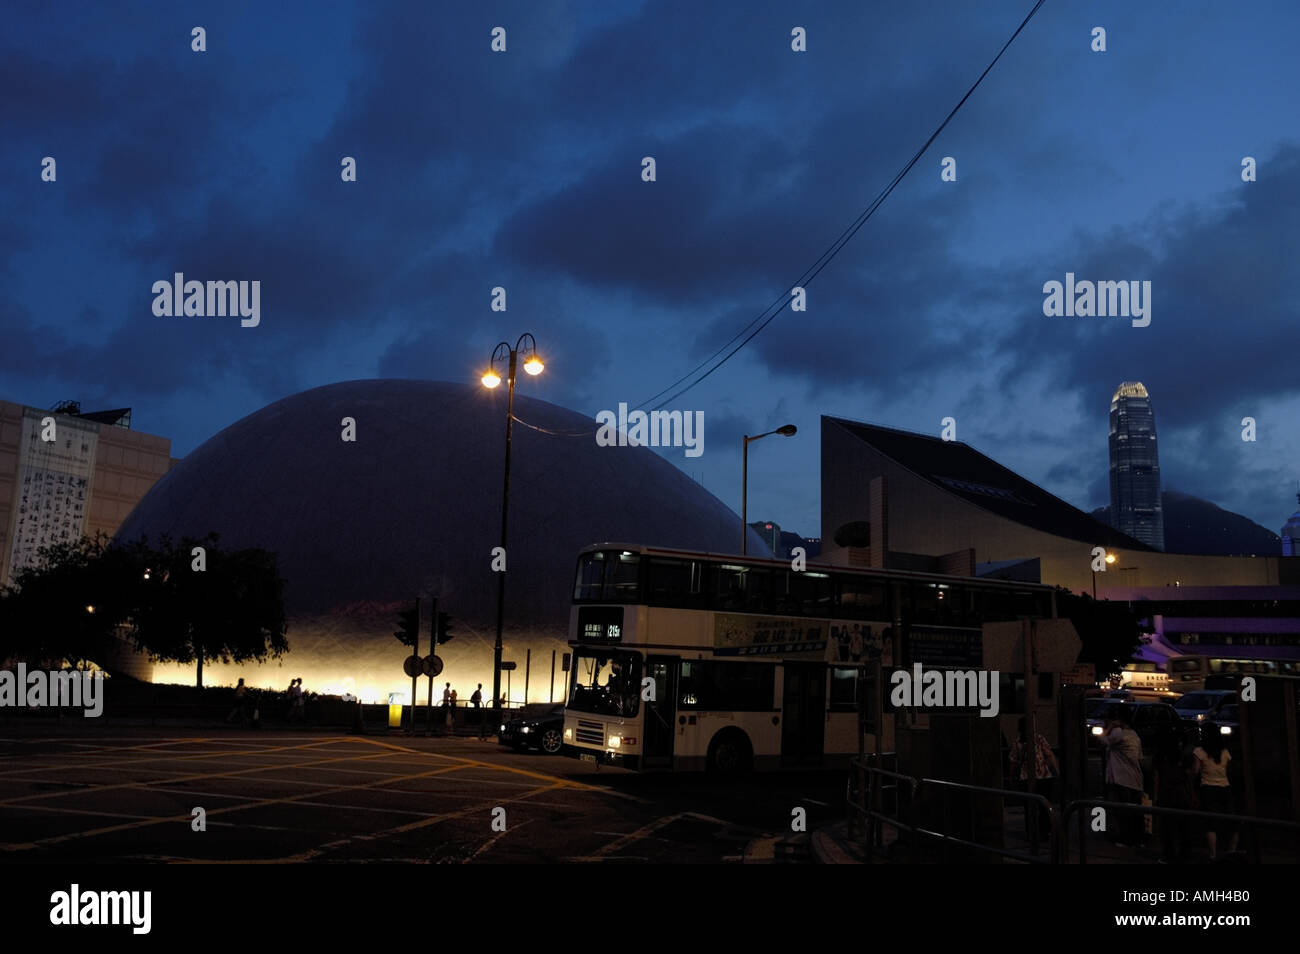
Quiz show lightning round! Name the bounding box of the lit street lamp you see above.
[482,334,543,720]
[741,425,797,555]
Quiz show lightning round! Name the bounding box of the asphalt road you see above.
[0,728,846,863]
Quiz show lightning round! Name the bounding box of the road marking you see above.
[463,819,533,862]
[0,761,472,852]
[199,781,565,863]
[0,743,406,808]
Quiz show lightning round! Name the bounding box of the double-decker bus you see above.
[561,543,1058,772]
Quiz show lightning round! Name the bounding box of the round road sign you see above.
[422,655,444,677]
[403,654,421,677]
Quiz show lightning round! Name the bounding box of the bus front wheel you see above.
[706,729,753,775]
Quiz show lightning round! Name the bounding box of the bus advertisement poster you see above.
[713,614,828,657]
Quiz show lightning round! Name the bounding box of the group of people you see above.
[1100,708,1239,862]
[439,682,503,739]
[1008,708,1240,862]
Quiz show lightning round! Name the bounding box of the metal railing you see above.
[847,756,1058,864]
[1062,797,1300,864]
[847,757,1300,864]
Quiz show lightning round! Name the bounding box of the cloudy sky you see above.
[5,0,1298,540]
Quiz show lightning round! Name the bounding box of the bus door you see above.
[642,655,678,769]
[781,662,826,765]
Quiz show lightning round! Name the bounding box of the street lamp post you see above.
[481,334,543,725]
[741,425,797,555]
[1092,550,1117,599]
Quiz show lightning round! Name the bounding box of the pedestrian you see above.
[226,678,247,724]
[1008,717,1058,842]
[284,678,297,720]
[471,683,485,739]
[1100,706,1145,848]
[1152,736,1196,863]
[449,688,458,729]
[290,678,305,723]
[1192,727,1238,860]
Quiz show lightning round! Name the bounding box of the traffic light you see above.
[436,611,454,644]
[394,600,419,647]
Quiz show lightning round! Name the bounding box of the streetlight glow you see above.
[523,355,544,376]
[481,370,501,389]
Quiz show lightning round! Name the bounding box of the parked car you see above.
[1173,689,1237,726]
[498,703,566,754]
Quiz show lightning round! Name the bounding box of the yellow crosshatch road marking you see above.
[1,760,472,852]
[0,739,400,808]
[0,736,351,778]
[200,782,566,865]
[0,735,626,858]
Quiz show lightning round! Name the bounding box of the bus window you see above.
[713,565,773,612]
[836,577,889,620]
[909,583,964,626]
[780,571,832,616]
[574,552,607,601]
[645,558,703,607]
[606,551,641,601]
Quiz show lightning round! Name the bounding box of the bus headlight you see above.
[564,727,572,739]
[607,736,621,748]
[1220,725,1232,735]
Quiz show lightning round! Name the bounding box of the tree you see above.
[0,533,135,670]
[1054,587,1144,680]
[123,534,288,687]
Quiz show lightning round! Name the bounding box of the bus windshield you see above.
[568,649,642,717]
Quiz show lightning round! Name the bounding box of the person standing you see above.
[226,678,247,724]
[1192,728,1238,860]
[1100,707,1145,848]
[1008,717,1058,841]
[448,687,458,730]
[472,683,485,739]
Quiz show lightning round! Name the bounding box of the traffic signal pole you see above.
[426,597,437,736]
[408,601,420,735]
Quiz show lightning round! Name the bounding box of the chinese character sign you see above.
[7,410,98,581]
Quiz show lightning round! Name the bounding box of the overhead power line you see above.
[638,0,1048,413]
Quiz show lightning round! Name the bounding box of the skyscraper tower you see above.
[1109,381,1165,550]
[1282,487,1300,556]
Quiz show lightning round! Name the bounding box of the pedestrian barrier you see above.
[846,756,1300,864]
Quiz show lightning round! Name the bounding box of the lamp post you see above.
[481,334,543,724]
[741,425,797,555]
[1092,550,1117,599]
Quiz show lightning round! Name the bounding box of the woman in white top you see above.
[1191,731,1237,859]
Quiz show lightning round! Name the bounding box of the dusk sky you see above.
[5,1,1298,540]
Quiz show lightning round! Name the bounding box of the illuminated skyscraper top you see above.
[1109,381,1165,551]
